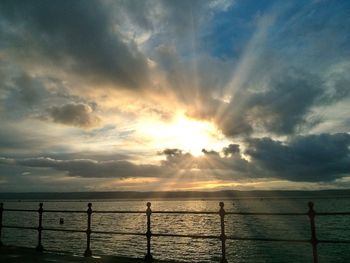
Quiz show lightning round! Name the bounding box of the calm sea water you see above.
[1,198,350,262]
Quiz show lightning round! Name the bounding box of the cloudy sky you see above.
[0,0,349,192]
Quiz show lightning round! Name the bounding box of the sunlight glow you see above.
[141,113,229,156]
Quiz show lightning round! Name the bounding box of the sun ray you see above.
[139,112,229,156]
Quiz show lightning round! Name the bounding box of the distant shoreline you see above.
[1,189,350,201]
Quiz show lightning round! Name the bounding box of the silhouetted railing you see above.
[0,201,349,262]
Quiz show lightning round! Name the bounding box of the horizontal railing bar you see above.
[226,212,307,216]
[3,225,37,230]
[93,210,145,214]
[93,211,350,216]
[152,233,219,239]
[95,210,218,214]
[44,210,86,213]
[94,210,218,214]
[5,223,349,245]
[152,211,218,214]
[318,239,350,244]
[92,230,145,236]
[43,228,86,233]
[226,236,310,243]
[3,209,37,212]
[316,212,350,216]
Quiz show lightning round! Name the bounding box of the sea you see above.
[1,197,350,263]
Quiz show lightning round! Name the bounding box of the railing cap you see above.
[38,202,44,213]
[87,203,93,214]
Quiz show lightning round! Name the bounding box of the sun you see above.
[141,113,228,156]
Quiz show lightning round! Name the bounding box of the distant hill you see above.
[1,189,350,200]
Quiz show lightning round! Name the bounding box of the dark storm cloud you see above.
[217,69,323,136]
[160,148,194,168]
[245,133,350,182]
[1,133,349,182]
[0,66,103,131]
[161,148,183,156]
[0,126,46,153]
[0,0,150,89]
[1,71,48,118]
[48,103,101,128]
[160,146,250,175]
[202,149,220,156]
[253,71,322,134]
[159,133,350,182]
[14,158,163,178]
[0,157,15,165]
[7,73,46,107]
[223,144,240,156]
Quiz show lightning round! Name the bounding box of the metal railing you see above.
[0,201,349,263]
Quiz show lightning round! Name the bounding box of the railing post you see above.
[36,202,44,252]
[84,203,93,257]
[0,203,3,247]
[308,201,318,263]
[219,202,228,263]
[144,202,153,262]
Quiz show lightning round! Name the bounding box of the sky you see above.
[0,0,350,192]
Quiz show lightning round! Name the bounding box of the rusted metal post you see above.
[0,203,3,246]
[84,203,93,257]
[36,203,44,252]
[308,201,318,263]
[144,202,153,262]
[219,202,228,263]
